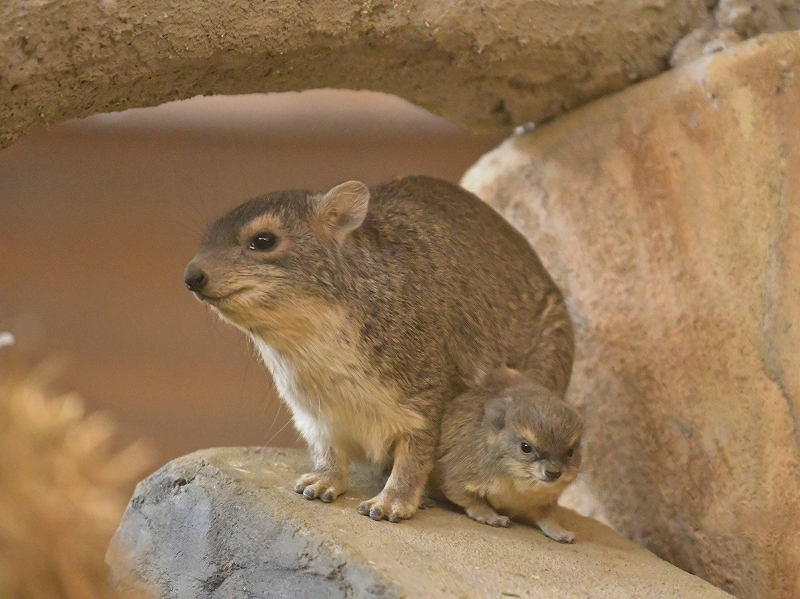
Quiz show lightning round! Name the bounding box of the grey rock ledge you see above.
[107,447,733,599]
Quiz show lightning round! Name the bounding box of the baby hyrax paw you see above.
[358,489,418,522]
[466,505,510,528]
[294,471,346,503]
[544,528,575,544]
[537,519,575,543]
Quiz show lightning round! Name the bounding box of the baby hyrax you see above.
[433,367,584,542]
[184,175,574,523]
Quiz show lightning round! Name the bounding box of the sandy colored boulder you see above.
[462,30,800,599]
[0,0,714,147]
[107,447,733,599]
[671,0,800,66]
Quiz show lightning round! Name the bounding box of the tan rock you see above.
[0,0,711,147]
[670,0,800,67]
[108,447,734,599]
[462,30,800,599]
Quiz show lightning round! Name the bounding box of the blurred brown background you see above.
[0,90,506,467]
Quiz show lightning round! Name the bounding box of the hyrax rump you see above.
[184,175,573,522]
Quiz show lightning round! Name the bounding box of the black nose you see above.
[184,264,208,292]
[544,469,562,481]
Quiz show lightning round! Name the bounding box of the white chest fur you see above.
[250,332,425,464]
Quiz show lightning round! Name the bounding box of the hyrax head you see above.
[483,368,584,486]
[184,181,370,331]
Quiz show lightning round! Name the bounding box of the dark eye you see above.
[521,442,533,454]
[565,446,575,458]
[249,232,277,251]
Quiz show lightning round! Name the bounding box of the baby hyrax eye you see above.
[565,445,576,458]
[248,232,278,251]
[521,442,534,454]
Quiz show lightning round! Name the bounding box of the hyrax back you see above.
[185,175,573,522]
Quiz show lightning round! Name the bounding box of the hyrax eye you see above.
[565,446,575,458]
[521,442,533,454]
[248,232,278,251]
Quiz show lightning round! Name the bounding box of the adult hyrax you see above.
[184,175,573,523]
[432,367,583,542]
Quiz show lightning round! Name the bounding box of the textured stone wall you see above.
[1,0,714,147]
[5,1,800,597]
[671,0,800,66]
[462,30,800,599]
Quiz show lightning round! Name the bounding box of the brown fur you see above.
[185,175,574,522]
[432,368,584,542]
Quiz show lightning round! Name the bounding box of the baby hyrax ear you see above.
[483,366,524,392]
[313,180,370,241]
[484,396,513,431]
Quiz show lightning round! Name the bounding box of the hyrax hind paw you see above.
[418,495,436,510]
[294,472,346,503]
[358,490,418,523]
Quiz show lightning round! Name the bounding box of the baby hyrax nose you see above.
[184,263,208,292]
[544,469,562,481]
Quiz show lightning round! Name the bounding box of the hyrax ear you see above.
[313,181,370,241]
[484,366,524,391]
[484,396,513,431]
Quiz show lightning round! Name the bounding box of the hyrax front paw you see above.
[466,505,510,528]
[357,490,418,523]
[294,472,346,503]
[544,527,575,543]
[536,517,575,543]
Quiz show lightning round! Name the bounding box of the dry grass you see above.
[0,352,156,599]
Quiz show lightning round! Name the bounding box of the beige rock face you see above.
[671,0,800,66]
[108,447,734,599]
[0,0,712,147]
[462,31,800,599]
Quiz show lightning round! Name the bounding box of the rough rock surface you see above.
[671,0,800,66]
[462,30,800,599]
[0,0,713,148]
[107,447,733,599]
